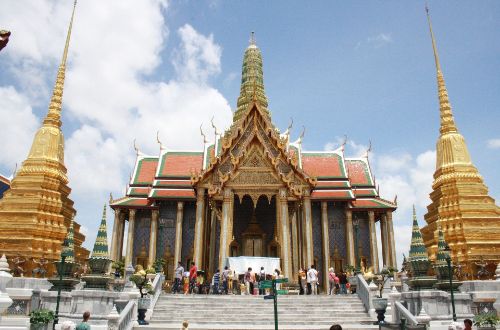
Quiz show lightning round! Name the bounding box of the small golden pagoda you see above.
[0,1,88,276]
[421,8,500,276]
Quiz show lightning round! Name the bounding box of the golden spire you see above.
[233,32,270,122]
[43,0,77,128]
[425,5,457,136]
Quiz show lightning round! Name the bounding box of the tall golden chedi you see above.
[0,1,88,276]
[421,8,500,276]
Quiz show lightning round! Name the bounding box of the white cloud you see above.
[375,150,436,267]
[0,86,39,171]
[487,139,500,149]
[356,33,393,50]
[173,24,222,84]
[0,0,232,250]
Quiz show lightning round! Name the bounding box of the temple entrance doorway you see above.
[233,194,276,257]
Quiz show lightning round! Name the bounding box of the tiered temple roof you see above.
[112,136,395,210]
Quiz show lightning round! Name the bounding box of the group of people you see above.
[327,268,349,295]
[172,261,286,295]
[297,265,350,295]
[298,265,319,295]
[172,261,202,294]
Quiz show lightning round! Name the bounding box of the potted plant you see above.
[152,258,165,273]
[29,309,55,330]
[130,269,155,325]
[372,266,397,324]
[473,313,499,330]
[345,265,357,293]
[145,267,156,280]
[112,259,125,278]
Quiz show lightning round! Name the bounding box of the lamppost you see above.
[444,243,457,322]
[353,217,360,273]
[53,238,69,330]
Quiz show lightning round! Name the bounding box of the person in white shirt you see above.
[307,265,319,295]
[173,262,184,294]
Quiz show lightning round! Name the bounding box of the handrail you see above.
[150,273,163,309]
[356,274,371,312]
[394,301,418,325]
[117,300,136,330]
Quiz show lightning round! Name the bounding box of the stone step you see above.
[144,293,375,330]
[139,323,378,330]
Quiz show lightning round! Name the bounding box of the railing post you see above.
[107,304,120,330]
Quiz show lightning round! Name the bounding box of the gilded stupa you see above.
[0,1,88,275]
[421,8,500,275]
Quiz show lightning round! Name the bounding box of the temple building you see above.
[0,2,88,275]
[421,10,500,275]
[110,34,397,287]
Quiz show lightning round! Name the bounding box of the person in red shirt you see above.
[189,262,197,293]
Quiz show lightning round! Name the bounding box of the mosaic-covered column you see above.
[345,209,355,267]
[110,208,121,261]
[193,188,206,268]
[321,201,330,292]
[208,208,217,275]
[125,209,136,267]
[290,203,299,280]
[380,213,389,267]
[148,209,159,267]
[279,189,292,280]
[368,211,379,273]
[174,201,184,270]
[118,211,125,261]
[302,192,314,268]
[386,211,397,268]
[219,188,233,271]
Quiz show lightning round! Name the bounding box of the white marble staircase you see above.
[136,294,378,330]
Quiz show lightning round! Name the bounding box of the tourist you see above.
[328,268,335,295]
[298,268,307,295]
[227,266,234,294]
[334,272,340,294]
[330,324,342,330]
[221,266,229,294]
[75,311,91,330]
[212,269,221,294]
[173,261,184,294]
[273,269,281,290]
[244,267,254,295]
[463,319,472,330]
[258,266,266,295]
[307,265,318,295]
[183,271,190,295]
[339,272,348,294]
[189,262,197,294]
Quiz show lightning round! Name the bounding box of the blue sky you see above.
[1,1,499,266]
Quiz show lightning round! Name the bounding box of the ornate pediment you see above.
[193,103,315,198]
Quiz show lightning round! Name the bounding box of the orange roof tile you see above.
[346,159,373,186]
[158,152,203,178]
[302,152,346,179]
[133,157,158,185]
[311,190,353,200]
[150,189,195,199]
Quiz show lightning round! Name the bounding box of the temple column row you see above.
[173,202,184,269]
[218,188,233,272]
[321,202,330,290]
[279,189,292,280]
[193,188,206,268]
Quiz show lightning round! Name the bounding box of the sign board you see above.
[275,278,288,283]
[276,290,288,295]
[260,283,273,289]
[263,294,274,300]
